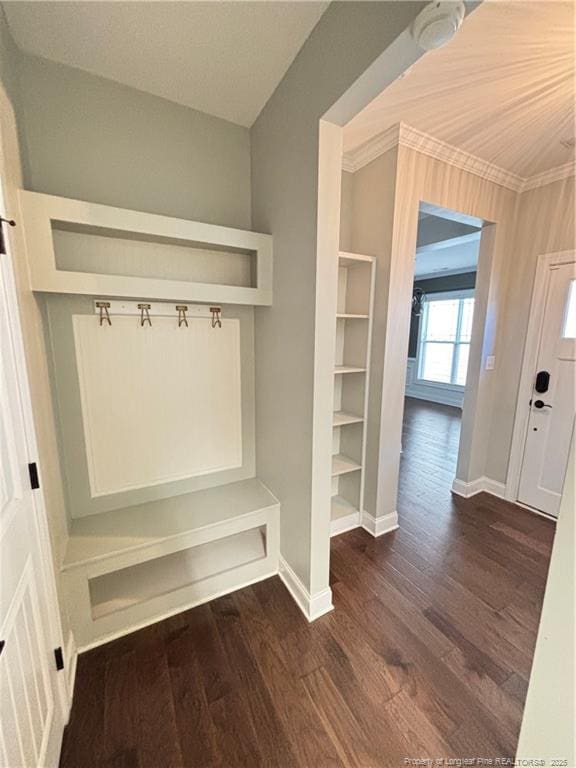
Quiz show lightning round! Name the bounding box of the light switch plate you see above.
[485,355,495,370]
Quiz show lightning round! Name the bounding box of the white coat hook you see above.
[210,306,222,328]
[138,303,152,327]
[176,305,189,327]
[96,301,111,327]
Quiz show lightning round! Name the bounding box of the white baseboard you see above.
[451,476,506,499]
[405,385,464,409]
[361,510,399,537]
[278,556,333,622]
[330,510,361,537]
[451,476,558,523]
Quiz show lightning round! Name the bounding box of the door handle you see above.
[533,399,552,409]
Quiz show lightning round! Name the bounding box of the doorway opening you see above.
[402,203,483,507]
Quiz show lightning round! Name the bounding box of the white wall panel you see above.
[73,315,242,497]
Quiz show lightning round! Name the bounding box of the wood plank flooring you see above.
[60,398,555,768]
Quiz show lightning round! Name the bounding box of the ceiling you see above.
[415,238,480,279]
[3,1,328,127]
[414,211,481,278]
[344,1,575,178]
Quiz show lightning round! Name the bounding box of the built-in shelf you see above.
[332,454,362,476]
[89,527,266,619]
[61,478,280,648]
[331,495,358,520]
[330,250,375,536]
[334,365,366,374]
[338,251,374,268]
[330,495,361,537]
[333,410,364,427]
[63,478,277,571]
[19,191,273,306]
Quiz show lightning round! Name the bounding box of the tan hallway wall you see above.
[486,176,576,484]
[340,148,399,519]
[342,143,519,519]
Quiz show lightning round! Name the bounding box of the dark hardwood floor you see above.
[60,397,555,768]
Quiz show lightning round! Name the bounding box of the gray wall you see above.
[408,271,477,357]
[251,1,424,590]
[16,53,252,228]
[0,7,19,106]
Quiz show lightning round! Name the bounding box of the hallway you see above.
[399,396,462,513]
[60,400,555,767]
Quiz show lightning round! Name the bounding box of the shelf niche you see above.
[89,526,267,620]
[19,190,273,306]
[53,222,257,289]
[331,252,375,537]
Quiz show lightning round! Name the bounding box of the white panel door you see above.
[0,183,65,763]
[518,259,576,517]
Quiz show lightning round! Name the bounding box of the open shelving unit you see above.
[18,189,279,649]
[330,251,375,537]
[19,190,273,306]
[61,479,279,647]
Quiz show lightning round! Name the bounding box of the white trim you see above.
[330,510,361,537]
[512,500,559,523]
[342,123,576,193]
[505,250,576,505]
[342,123,400,172]
[451,476,557,524]
[405,384,464,408]
[522,162,576,192]
[451,476,506,499]
[18,190,273,306]
[400,124,524,191]
[278,557,334,622]
[64,631,77,714]
[361,510,399,537]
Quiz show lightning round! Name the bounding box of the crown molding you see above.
[521,161,576,192]
[342,122,576,194]
[398,124,525,191]
[342,123,400,174]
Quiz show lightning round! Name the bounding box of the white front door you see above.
[0,173,66,763]
[518,257,576,517]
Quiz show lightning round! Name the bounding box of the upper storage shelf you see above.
[19,191,273,306]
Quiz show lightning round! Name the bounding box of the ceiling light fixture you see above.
[411,1,465,51]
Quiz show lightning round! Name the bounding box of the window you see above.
[562,279,576,338]
[418,291,475,387]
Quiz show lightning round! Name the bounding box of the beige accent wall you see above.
[342,144,522,517]
[339,170,354,252]
[342,141,576,512]
[486,177,576,482]
[341,148,399,518]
